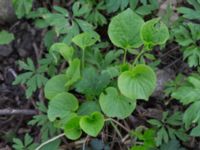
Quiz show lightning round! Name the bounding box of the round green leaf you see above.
[64,116,82,140]
[108,8,144,49]
[47,92,79,122]
[54,113,77,129]
[80,112,104,137]
[72,32,100,50]
[44,74,68,100]
[99,87,136,119]
[141,18,169,49]
[118,64,156,100]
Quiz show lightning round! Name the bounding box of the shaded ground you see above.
[0,21,43,149]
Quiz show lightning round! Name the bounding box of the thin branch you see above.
[82,135,89,150]
[105,118,130,133]
[0,109,37,115]
[110,121,123,139]
[36,133,65,150]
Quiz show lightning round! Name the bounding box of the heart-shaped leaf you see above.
[118,64,156,100]
[108,8,144,49]
[72,32,100,50]
[44,74,68,100]
[64,116,82,140]
[47,92,79,122]
[141,18,169,49]
[80,112,104,137]
[99,87,136,119]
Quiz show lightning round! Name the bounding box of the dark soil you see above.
[0,21,43,149]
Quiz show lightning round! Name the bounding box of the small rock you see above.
[157,0,179,25]
[153,68,175,99]
[17,48,29,57]
[4,68,16,84]
[0,0,16,25]
[0,45,13,57]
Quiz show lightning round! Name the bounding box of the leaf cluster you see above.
[173,23,200,67]
[148,112,188,146]
[172,74,200,136]
[10,1,173,149]
[41,8,169,141]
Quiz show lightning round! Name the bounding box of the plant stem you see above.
[132,49,145,66]
[82,135,89,150]
[105,118,130,132]
[123,49,127,64]
[35,133,65,150]
[82,48,85,69]
[110,121,123,139]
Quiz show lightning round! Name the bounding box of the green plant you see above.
[12,0,33,19]
[106,0,159,16]
[0,30,15,45]
[13,54,56,98]
[37,9,169,148]
[13,102,61,150]
[173,22,200,67]
[99,87,136,119]
[164,74,185,96]
[177,0,200,20]
[131,127,156,150]
[148,111,189,146]
[72,31,100,69]
[9,0,200,149]
[28,102,60,143]
[78,0,107,26]
[27,5,94,44]
[13,58,48,97]
[171,73,200,136]
[160,139,186,150]
[12,134,37,150]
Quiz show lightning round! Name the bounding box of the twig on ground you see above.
[36,133,65,150]
[82,135,89,150]
[122,134,130,143]
[105,118,130,133]
[164,57,182,69]
[160,45,180,58]
[33,42,40,63]
[0,109,37,115]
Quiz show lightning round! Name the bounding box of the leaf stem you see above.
[82,48,85,69]
[132,49,145,66]
[35,133,65,150]
[123,49,127,64]
[82,135,89,150]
